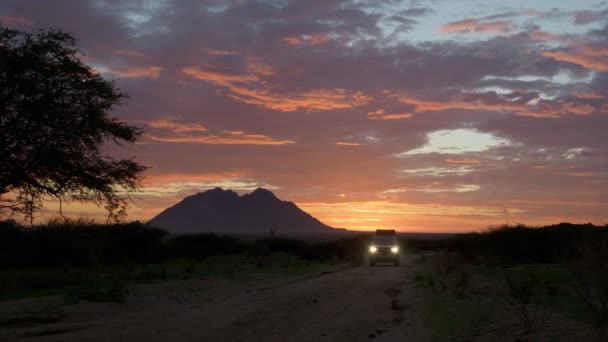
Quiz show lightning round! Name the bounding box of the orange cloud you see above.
[397,96,455,112]
[336,142,363,146]
[181,66,259,85]
[579,45,608,57]
[112,49,146,58]
[441,19,517,34]
[543,47,608,72]
[307,34,331,45]
[282,36,302,46]
[228,86,370,112]
[203,48,239,55]
[567,172,594,177]
[379,113,413,120]
[527,30,578,47]
[183,54,370,112]
[572,91,604,99]
[147,134,294,145]
[144,118,294,145]
[367,109,413,120]
[147,119,208,132]
[223,130,245,136]
[298,201,517,232]
[528,30,559,42]
[561,102,595,115]
[244,57,276,76]
[394,92,597,118]
[446,159,481,164]
[106,66,163,79]
[0,15,33,26]
[282,35,330,46]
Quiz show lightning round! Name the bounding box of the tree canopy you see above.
[0,26,146,223]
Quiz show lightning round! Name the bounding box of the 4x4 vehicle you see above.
[369,229,400,266]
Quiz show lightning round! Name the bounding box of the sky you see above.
[1,0,607,232]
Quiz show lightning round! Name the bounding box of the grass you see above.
[475,263,591,322]
[414,252,596,341]
[197,253,329,280]
[0,253,332,303]
[427,296,500,341]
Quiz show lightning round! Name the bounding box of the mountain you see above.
[148,187,340,234]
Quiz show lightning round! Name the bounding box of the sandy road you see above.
[1,256,428,342]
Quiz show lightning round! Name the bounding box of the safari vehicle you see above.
[369,229,400,266]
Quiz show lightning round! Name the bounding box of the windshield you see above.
[373,236,397,245]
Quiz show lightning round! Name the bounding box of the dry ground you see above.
[0,255,429,342]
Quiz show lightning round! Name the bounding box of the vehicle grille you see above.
[378,247,391,255]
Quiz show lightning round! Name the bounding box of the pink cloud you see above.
[0,15,33,26]
[226,86,371,112]
[336,142,363,146]
[572,91,604,99]
[282,36,302,46]
[106,65,163,79]
[379,114,413,120]
[183,61,370,112]
[441,19,517,34]
[367,108,413,120]
[147,119,208,133]
[203,48,239,56]
[543,47,608,72]
[307,34,331,45]
[393,91,599,118]
[147,133,294,145]
[144,119,294,145]
[573,10,605,25]
[112,49,146,58]
[181,66,259,85]
[446,159,481,164]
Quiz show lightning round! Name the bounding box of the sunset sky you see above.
[2,0,607,232]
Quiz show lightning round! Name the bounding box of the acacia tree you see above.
[0,26,146,224]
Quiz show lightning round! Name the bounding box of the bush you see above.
[67,280,127,303]
[0,218,168,269]
[163,233,243,260]
[448,223,608,264]
[502,275,543,335]
[0,219,371,269]
[572,235,608,342]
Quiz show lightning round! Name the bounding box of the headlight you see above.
[391,246,399,253]
[369,246,377,253]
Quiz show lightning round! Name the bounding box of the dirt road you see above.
[1,256,428,342]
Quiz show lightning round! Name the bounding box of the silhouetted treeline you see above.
[0,219,369,269]
[3,220,604,269]
[406,223,608,264]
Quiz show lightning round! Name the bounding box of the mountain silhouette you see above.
[148,188,340,234]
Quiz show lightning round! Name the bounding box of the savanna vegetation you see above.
[3,219,608,341]
[408,223,608,341]
[0,218,368,304]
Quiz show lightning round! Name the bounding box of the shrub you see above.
[502,275,543,335]
[572,235,608,342]
[0,219,167,269]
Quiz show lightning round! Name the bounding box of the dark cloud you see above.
[1,0,607,230]
[400,7,434,17]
